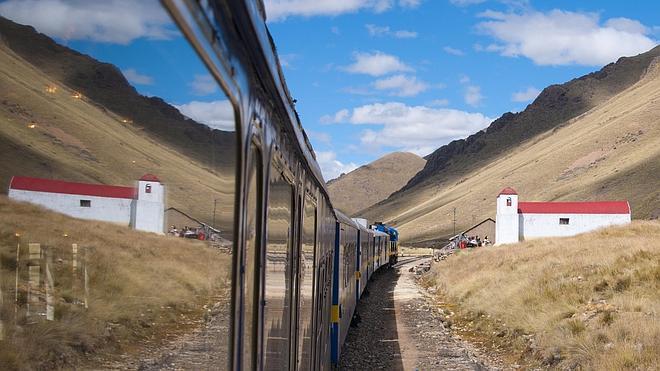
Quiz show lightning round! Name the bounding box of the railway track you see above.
[340,255,499,370]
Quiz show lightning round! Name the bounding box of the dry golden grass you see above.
[364,58,660,244]
[0,195,231,369]
[424,221,660,370]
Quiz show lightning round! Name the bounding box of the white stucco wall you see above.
[8,189,132,225]
[133,180,165,234]
[520,213,631,240]
[495,194,519,245]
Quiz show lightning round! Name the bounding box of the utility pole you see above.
[212,199,218,228]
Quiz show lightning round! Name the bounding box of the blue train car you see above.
[331,211,359,365]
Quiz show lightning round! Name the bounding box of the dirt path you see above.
[340,257,502,370]
[99,300,230,370]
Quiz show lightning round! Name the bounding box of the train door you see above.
[330,221,342,365]
[296,191,316,370]
[262,157,295,370]
[355,230,361,302]
[240,140,263,370]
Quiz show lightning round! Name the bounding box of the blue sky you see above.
[1,0,658,180]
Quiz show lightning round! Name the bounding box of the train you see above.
[162,1,400,369]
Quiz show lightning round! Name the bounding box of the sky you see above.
[1,0,658,181]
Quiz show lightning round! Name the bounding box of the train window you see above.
[243,144,262,370]
[297,193,317,369]
[0,3,237,369]
[263,163,294,370]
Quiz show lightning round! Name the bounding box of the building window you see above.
[80,200,91,207]
[506,197,512,206]
[145,184,152,193]
[559,218,569,225]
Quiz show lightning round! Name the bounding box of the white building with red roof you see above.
[495,187,631,245]
[8,174,165,234]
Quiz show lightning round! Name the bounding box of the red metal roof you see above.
[518,201,630,214]
[9,176,137,199]
[139,173,160,182]
[499,187,518,195]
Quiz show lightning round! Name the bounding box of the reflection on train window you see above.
[0,5,236,369]
[243,144,262,370]
[263,164,294,370]
[297,193,317,369]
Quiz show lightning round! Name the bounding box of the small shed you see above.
[462,218,495,240]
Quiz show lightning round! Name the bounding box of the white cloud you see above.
[366,24,418,38]
[279,53,299,69]
[122,68,154,85]
[190,74,218,96]
[443,46,465,56]
[0,0,175,44]
[477,10,657,66]
[366,24,390,36]
[320,109,350,124]
[393,30,418,39]
[324,102,492,155]
[428,98,449,106]
[400,0,421,7]
[464,85,483,107]
[175,100,235,131]
[511,86,541,102]
[605,17,649,35]
[316,151,358,181]
[373,74,428,97]
[449,0,486,6]
[265,0,421,22]
[307,130,333,145]
[343,51,414,76]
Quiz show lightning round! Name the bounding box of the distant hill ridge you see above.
[327,152,425,215]
[401,45,660,194]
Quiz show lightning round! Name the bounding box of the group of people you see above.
[167,225,206,240]
[453,234,491,249]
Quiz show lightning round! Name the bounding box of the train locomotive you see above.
[161,1,400,369]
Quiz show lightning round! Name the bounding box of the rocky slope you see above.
[327,152,425,215]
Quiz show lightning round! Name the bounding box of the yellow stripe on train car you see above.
[355,271,362,279]
[331,305,340,323]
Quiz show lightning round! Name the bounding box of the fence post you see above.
[84,247,89,309]
[45,247,54,321]
[0,253,4,340]
[27,243,42,318]
[14,239,20,320]
[72,243,78,305]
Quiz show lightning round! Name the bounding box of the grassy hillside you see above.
[327,152,425,215]
[0,16,235,171]
[402,45,660,194]
[0,25,235,235]
[422,221,660,370]
[362,53,660,244]
[0,196,230,369]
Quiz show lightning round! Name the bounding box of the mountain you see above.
[0,16,235,172]
[362,46,660,245]
[0,17,236,235]
[402,45,660,194]
[327,152,425,215]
